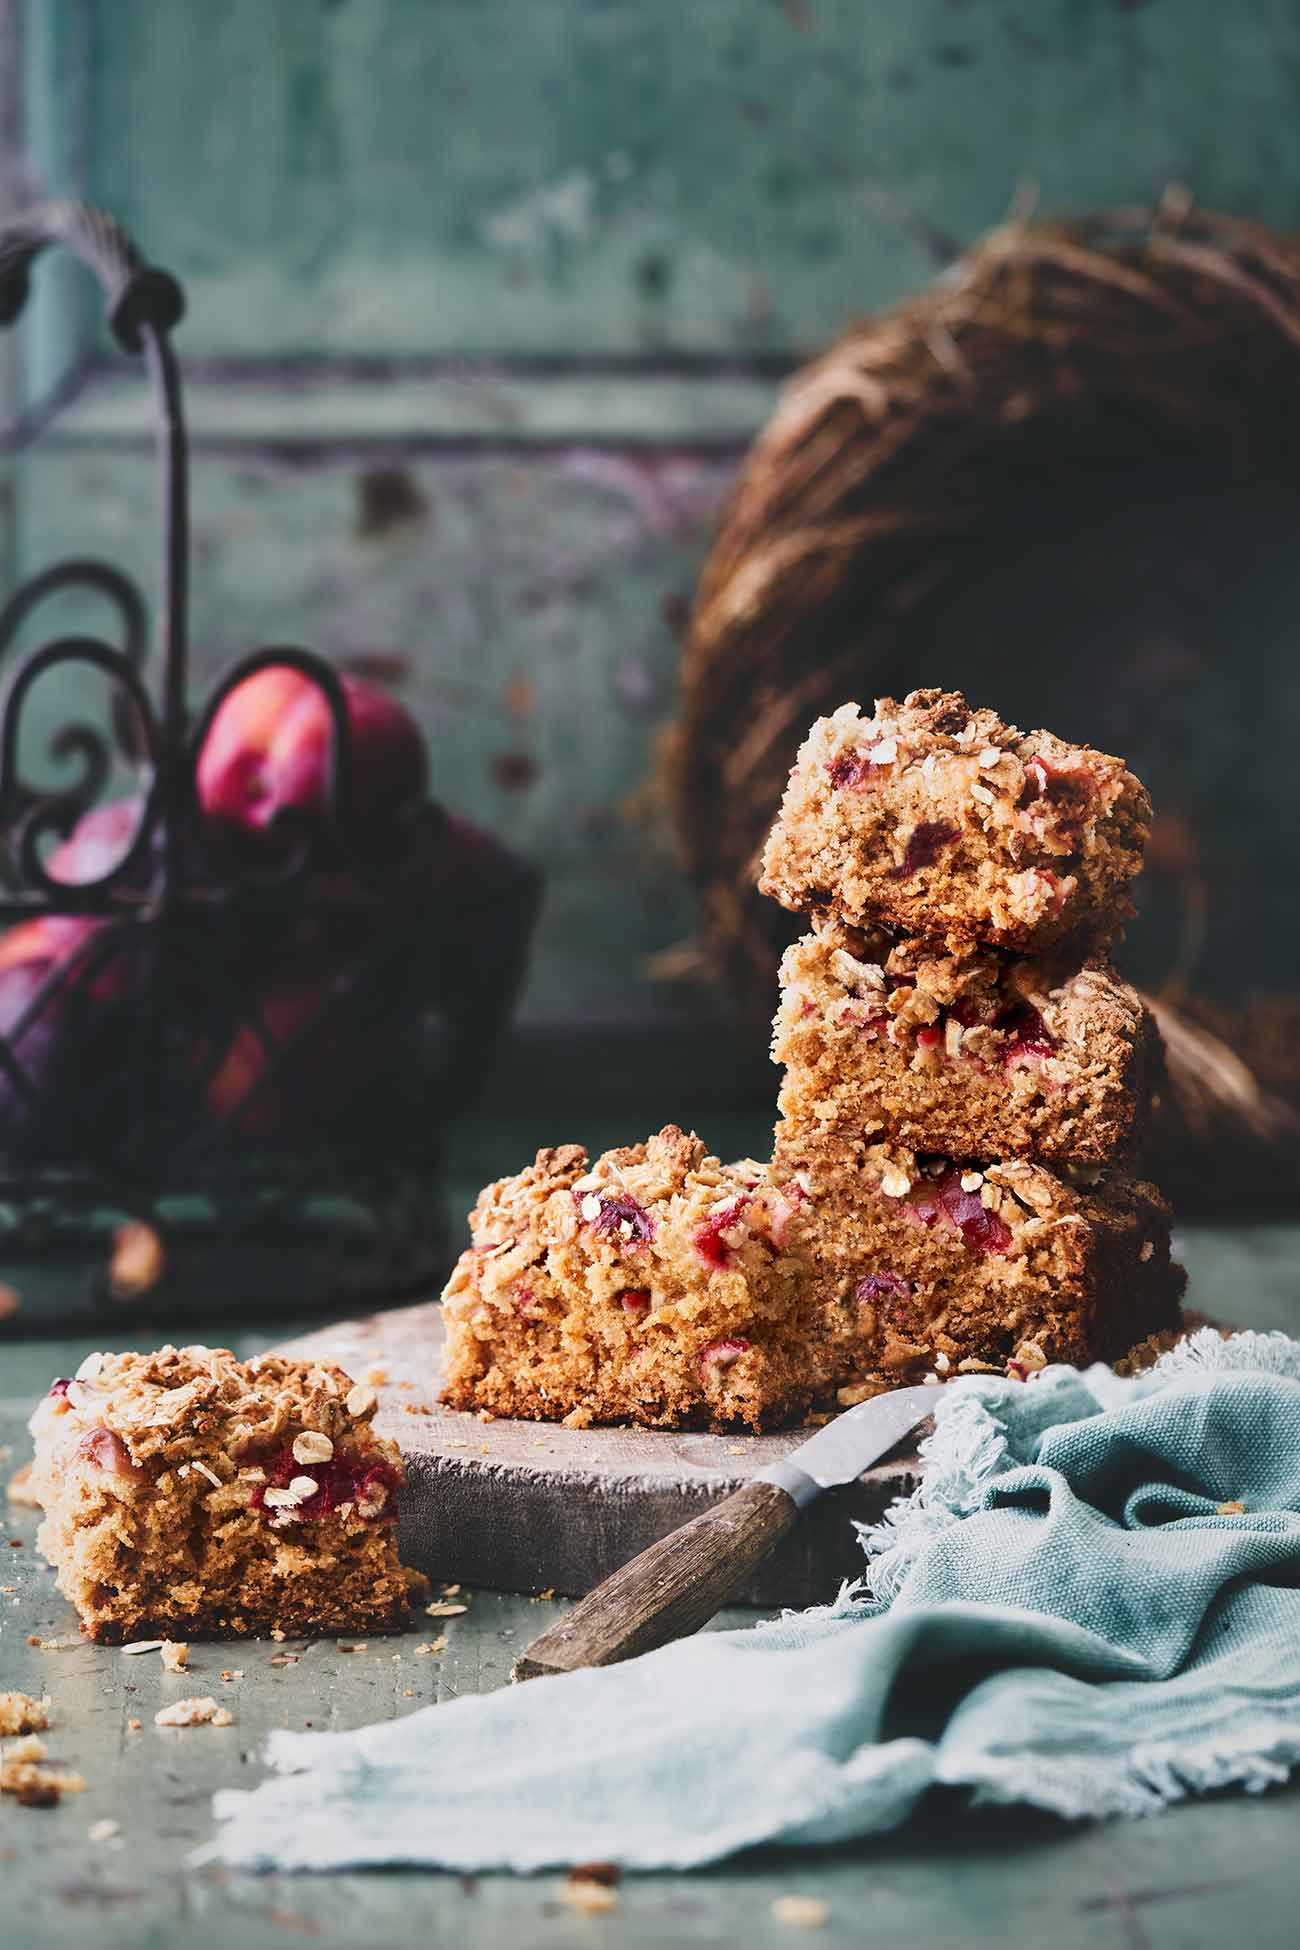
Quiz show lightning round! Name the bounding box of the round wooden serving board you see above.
[277,1302,926,1608]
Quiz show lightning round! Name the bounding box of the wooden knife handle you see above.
[512,1478,798,1681]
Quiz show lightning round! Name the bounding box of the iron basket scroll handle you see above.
[0,203,362,902]
[0,202,190,805]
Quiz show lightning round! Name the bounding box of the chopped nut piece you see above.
[154,1696,232,1728]
[345,1383,378,1418]
[1217,1500,1246,1516]
[414,1636,448,1656]
[836,1381,885,1408]
[424,1601,468,1618]
[772,1895,830,1929]
[292,1431,334,1465]
[88,1818,121,1842]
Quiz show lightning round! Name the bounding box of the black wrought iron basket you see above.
[0,203,539,1329]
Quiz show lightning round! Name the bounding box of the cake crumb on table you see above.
[7,1461,40,1507]
[159,1640,189,1672]
[0,1690,50,1735]
[561,1868,620,1915]
[772,1894,830,1929]
[1,1735,86,1805]
[153,1696,232,1728]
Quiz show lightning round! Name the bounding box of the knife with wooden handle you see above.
[513,1382,940,1681]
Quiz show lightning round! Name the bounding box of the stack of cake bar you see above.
[440,688,1185,1431]
[761,688,1183,1396]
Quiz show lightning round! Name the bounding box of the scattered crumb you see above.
[727,1443,750,1456]
[1217,1500,1246,1516]
[6,1463,39,1508]
[126,1718,142,1732]
[561,1874,619,1915]
[414,1636,448,1657]
[534,1588,557,1603]
[336,1643,368,1655]
[268,1654,300,1667]
[363,1367,389,1386]
[0,1691,49,1736]
[154,1696,232,1728]
[402,1689,414,1697]
[88,1818,120,1843]
[772,1895,830,1929]
[219,1669,243,1683]
[160,1641,189,1673]
[109,1220,165,1297]
[1,1735,85,1804]
[270,1628,287,1643]
[31,1637,78,1652]
[444,1440,469,1449]
[425,1601,468,1618]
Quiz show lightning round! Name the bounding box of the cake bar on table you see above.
[760,688,1151,953]
[774,915,1161,1168]
[28,1346,419,1642]
[441,1125,841,1432]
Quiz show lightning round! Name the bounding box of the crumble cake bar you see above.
[774,915,1160,1167]
[759,688,1151,953]
[28,1346,416,1642]
[777,1133,1184,1386]
[440,1124,846,1431]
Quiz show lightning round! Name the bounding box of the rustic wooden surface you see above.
[277,1302,923,1607]
[2,1219,1299,1949]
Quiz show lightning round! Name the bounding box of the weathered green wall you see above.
[79,0,1300,359]
[8,0,1300,1033]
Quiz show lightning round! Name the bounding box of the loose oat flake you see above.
[154,1696,232,1728]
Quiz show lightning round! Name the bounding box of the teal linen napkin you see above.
[205,1329,1300,1872]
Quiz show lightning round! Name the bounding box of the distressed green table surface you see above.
[3,1212,1299,1950]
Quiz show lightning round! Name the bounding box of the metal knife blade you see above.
[755,1382,941,1506]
